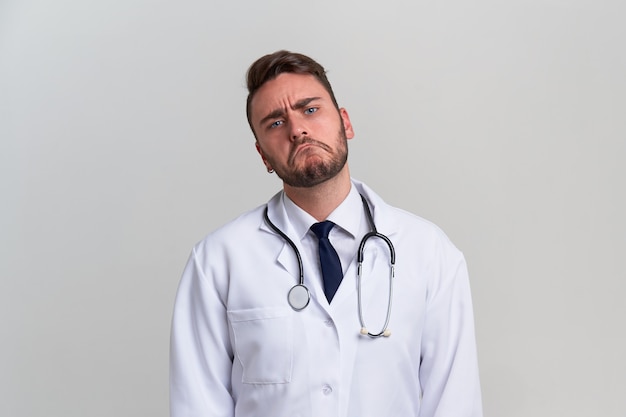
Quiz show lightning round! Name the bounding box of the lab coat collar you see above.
[351,179,400,237]
[259,179,399,238]
[259,179,401,242]
[261,190,290,235]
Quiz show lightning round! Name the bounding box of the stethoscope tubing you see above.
[263,206,310,310]
[263,194,396,337]
[357,231,395,338]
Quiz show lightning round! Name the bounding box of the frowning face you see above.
[250,73,354,188]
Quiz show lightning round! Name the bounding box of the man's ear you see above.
[255,141,273,172]
[339,108,355,140]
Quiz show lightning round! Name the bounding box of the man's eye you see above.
[304,107,318,114]
[270,120,283,128]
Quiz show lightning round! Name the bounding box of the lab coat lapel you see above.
[259,192,326,305]
[259,192,300,280]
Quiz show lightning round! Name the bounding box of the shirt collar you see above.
[283,183,363,241]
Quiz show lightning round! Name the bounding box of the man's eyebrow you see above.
[292,96,320,110]
[260,108,285,126]
[259,97,321,126]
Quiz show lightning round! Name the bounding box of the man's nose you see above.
[289,121,308,141]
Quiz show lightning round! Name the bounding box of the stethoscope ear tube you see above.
[357,233,395,338]
[356,196,395,337]
[357,232,396,265]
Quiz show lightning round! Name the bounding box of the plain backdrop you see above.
[1,0,625,416]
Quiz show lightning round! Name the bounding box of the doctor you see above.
[170,50,483,417]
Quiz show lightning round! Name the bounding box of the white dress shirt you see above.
[283,184,367,285]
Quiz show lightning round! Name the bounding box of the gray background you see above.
[1,0,624,416]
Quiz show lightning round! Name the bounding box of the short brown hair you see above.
[245,50,339,135]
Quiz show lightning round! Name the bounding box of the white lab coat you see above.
[170,180,482,417]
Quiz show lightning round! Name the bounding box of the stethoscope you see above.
[263,194,396,338]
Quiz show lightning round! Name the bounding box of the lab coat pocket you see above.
[228,306,293,384]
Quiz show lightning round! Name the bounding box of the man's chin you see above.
[279,166,333,188]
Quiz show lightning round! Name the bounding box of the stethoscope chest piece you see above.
[288,284,310,310]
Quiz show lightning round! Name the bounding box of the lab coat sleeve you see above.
[170,246,235,417]
[418,240,483,417]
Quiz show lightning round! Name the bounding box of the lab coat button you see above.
[322,384,333,395]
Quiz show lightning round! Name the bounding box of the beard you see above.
[271,127,348,188]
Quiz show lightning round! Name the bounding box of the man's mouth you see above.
[289,138,329,163]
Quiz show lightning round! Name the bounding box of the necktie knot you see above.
[310,221,335,240]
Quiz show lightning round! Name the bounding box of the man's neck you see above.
[283,167,352,222]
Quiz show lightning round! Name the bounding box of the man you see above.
[170,50,483,417]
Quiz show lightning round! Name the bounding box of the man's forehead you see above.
[251,73,330,111]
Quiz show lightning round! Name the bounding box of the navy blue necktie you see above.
[310,221,343,303]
